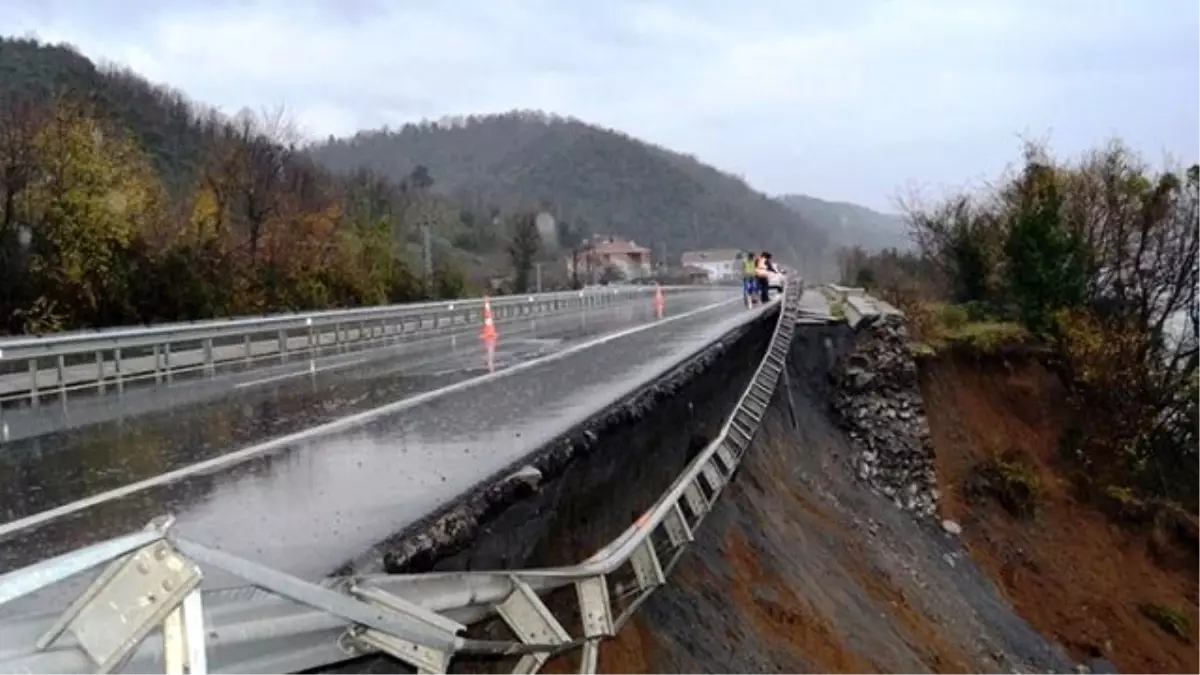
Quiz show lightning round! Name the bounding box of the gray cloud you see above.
[3,0,1196,209]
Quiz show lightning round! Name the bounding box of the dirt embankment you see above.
[921,354,1200,674]
[589,323,1072,674]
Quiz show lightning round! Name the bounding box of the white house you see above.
[680,249,742,282]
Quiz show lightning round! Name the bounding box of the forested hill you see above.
[0,37,215,194]
[0,37,470,335]
[778,193,911,252]
[308,112,832,275]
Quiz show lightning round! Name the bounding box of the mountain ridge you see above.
[777,193,911,252]
[308,111,836,276]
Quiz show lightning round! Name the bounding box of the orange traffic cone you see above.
[654,284,665,319]
[481,296,498,339]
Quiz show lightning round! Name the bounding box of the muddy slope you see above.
[590,324,1075,674]
[923,354,1199,674]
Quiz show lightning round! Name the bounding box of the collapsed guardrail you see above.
[0,286,705,408]
[0,281,800,674]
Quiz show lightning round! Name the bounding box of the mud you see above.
[922,354,1199,674]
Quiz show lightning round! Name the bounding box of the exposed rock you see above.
[829,312,940,520]
[506,465,543,489]
[942,519,963,536]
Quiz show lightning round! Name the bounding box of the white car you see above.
[766,269,785,293]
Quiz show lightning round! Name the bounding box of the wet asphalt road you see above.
[0,289,767,613]
[0,292,730,522]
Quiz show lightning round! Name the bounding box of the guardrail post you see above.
[663,502,693,547]
[575,576,613,675]
[95,352,105,394]
[56,354,67,404]
[496,577,571,674]
[243,335,252,365]
[163,344,173,384]
[114,348,124,395]
[163,589,207,675]
[27,359,39,408]
[152,345,162,385]
[277,329,288,364]
[202,338,214,378]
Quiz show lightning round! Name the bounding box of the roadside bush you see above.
[845,139,1198,515]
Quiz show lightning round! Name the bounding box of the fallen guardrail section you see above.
[0,286,702,409]
[0,281,799,675]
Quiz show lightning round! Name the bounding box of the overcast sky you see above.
[4,0,1197,210]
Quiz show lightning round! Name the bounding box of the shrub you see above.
[1138,603,1191,642]
[965,450,1042,519]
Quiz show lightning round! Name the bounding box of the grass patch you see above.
[964,450,1043,519]
[907,341,937,358]
[911,302,1030,355]
[1139,603,1192,642]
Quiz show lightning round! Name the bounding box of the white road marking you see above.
[0,296,747,538]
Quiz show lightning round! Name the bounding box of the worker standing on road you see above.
[740,252,758,307]
[755,251,771,304]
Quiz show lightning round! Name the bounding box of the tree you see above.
[0,93,44,327]
[408,164,434,191]
[25,102,166,326]
[0,37,478,335]
[509,212,541,292]
[1002,161,1088,334]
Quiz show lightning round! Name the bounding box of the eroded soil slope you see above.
[921,354,1200,674]
[584,324,1071,674]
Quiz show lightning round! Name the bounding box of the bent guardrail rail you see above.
[0,286,705,409]
[0,280,800,674]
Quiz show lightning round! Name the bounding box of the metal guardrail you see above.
[0,286,702,409]
[0,281,801,674]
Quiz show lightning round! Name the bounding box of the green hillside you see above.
[308,112,833,276]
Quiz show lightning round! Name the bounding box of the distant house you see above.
[680,249,741,282]
[679,265,713,284]
[565,235,653,283]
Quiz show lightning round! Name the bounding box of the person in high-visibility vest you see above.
[755,251,771,303]
[740,252,757,305]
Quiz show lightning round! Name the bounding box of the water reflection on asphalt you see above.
[0,293,729,522]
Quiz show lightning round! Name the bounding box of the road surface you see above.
[0,292,714,444]
[0,289,674,408]
[0,288,771,615]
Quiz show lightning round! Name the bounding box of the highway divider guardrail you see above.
[0,286,708,409]
[0,281,800,674]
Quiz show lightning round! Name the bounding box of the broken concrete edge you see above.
[334,305,780,577]
[828,303,946,524]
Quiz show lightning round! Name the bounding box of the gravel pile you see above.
[829,313,940,519]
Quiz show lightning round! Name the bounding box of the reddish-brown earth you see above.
[922,354,1199,674]
[547,325,1073,673]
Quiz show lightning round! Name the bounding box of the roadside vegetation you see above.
[842,139,1198,669]
[0,39,484,335]
[838,140,1198,513]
